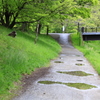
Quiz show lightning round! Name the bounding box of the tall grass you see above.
[0,26,61,100]
[71,33,100,74]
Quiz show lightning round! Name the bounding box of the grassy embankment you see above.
[0,26,61,100]
[71,33,100,74]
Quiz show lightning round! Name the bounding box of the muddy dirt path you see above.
[13,33,100,100]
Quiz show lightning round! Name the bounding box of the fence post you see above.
[91,28,94,32]
[81,27,84,33]
[78,31,84,46]
[77,23,79,35]
[85,27,87,32]
[96,27,97,32]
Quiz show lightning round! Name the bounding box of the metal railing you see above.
[80,27,100,33]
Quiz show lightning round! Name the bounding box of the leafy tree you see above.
[49,0,99,33]
[73,1,100,29]
[0,0,29,28]
[0,0,99,30]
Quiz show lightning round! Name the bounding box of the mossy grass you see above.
[0,26,61,100]
[71,33,100,75]
[54,61,64,63]
[57,71,93,76]
[75,63,84,66]
[65,83,97,90]
[39,81,62,84]
[38,81,97,90]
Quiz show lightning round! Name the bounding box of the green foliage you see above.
[47,0,99,33]
[0,26,61,100]
[86,2,100,27]
[74,1,100,28]
[0,0,98,31]
[71,33,100,75]
[75,0,98,6]
[72,7,91,18]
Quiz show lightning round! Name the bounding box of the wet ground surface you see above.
[13,33,100,100]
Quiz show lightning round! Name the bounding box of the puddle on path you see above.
[60,53,66,56]
[54,61,64,63]
[39,81,62,85]
[76,63,84,66]
[77,60,83,61]
[59,57,63,59]
[76,55,81,57]
[69,54,81,57]
[38,81,97,90]
[60,54,81,57]
[66,83,97,90]
[57,71,93,76]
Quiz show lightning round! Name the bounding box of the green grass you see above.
[0,26,61,100]
[71,33,100,75]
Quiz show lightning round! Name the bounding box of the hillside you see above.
[0,26,61,100]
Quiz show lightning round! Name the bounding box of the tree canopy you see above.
[0,0,99,31]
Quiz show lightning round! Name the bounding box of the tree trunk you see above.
[0,1,26,29]
[5,11,10,27]
[1,17,5,26]
[36,23,42,34]
[9,18,16,29]
[34,23,40,44]
[46,25,49,35]
[20,23,29,31]
[1,14,16,29]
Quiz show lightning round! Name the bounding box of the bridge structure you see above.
[80,27,100,41]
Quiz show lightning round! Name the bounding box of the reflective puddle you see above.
[38,81,97,90]
[54,61,64,63]
[66,83,97,90]
[39,81,62,85]
[76,63,84,66]
[76,55,81,57]
[60,53,66,56]
[77,60,83,61]
[57,71,93,76]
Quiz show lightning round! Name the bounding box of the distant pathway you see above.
[13,33,100,100]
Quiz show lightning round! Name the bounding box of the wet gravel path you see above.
[13,33,100,100]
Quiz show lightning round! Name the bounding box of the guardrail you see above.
[80,27,100,41]
[81,27,100,33]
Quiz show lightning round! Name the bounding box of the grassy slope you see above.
[0,26,61,99]
[71,33,100,74]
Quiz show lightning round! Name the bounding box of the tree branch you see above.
[16,16,43,24]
